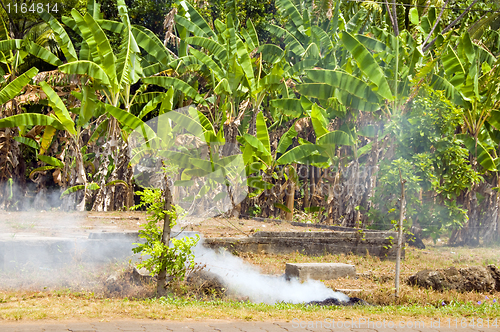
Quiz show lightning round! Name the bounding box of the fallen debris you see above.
[308,297,369,306]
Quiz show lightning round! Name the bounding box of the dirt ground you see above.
[82,211,331,237]
[0,210,329,238]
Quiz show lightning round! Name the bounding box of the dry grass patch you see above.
[236,242,500,307]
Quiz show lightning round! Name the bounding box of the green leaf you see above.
[132,26,171,66]
[24,41,63,66]
[256,112,271,155]
[38,155,64,168]
[295,83,333,100]
[137,94,168,120]
[59,61,110,85]
[341,31,393,100]
[214,78,231,95]
[458,134,496,171]
[274,203,291,213]
[60,185,86,198]
[276,0,303,28]
[442,45,465,86]
[462,32,476,64]
[0,114,64,131]
[174,180,195,187]
[106,104,156,141]
[185,36,226,61]
[13,136,39,150]
[80,11,116,88]
[115,18,140,89]
[105,179,128,188]
[165,109,208,139]
[258,44,284,64]
[30,166,58,179]
[246,19,259,49]
[39,10,78,62]
[178,0,216,39]
[277,145,320,165]
[356,35,387,53]
[247,176,273,190]
[488,110,500,130]
[271,98,303,117]
[88,182,101,191]
[0,67,38,104]
[40,82,76,135]
[277,125,298,155]
[236,39,255,88]
[242,134,272,162]
[0,16,9,41]
[430,74,465,107]
[317,130,353,146]
[0,40,22,52]
[409,7,419,25]
[189,47,224,79]
[142,76,205,105]
[310,104,328,137]
[306,69,381,103]
[266,24,306,57]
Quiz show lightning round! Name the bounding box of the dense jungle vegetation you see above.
[1,0,500,246]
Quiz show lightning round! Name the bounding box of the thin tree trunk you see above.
[157,173,173,297]
[285,166,295,221]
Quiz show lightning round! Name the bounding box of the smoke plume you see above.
[190,237,349,304]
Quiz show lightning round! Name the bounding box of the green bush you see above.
[131,188,199,284]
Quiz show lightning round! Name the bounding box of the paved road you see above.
[0,320,498,332]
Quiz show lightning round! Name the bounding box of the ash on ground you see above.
[308,297,369,306]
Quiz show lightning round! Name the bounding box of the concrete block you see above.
[285,263,356,281]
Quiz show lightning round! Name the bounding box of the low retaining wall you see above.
[0,229,402,270]
[0,237,138,270]
[204,231,402,259]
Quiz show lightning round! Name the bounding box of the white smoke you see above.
[190,238,349,304]
[129,106,349,304]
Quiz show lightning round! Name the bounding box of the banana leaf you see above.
[341,31,393,100]
[0,114,65,131]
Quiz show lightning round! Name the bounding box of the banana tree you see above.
[0,16,63,81]
[175,1,289,145]
[36,0,205,210]
[0,67,38,206]
[429,31,500,244]
[0,67,95,210]
[237,111,329,219]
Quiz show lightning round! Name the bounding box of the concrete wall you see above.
[0,230,402,270]
[0,237,138,270]
[204,231,403,260]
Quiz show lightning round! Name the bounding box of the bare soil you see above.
[81,211,329,237]
[0,210,329,238]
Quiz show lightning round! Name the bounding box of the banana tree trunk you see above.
[0,99,27,210]
[328,160,373,227]
[449,181,499,245]
[61,137,87,211]
[92,119,132,211]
